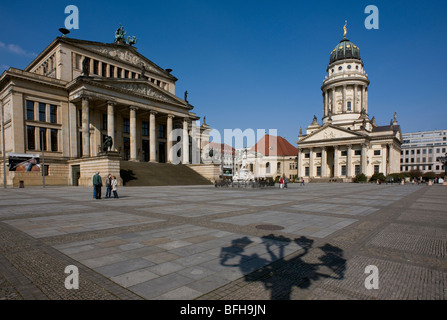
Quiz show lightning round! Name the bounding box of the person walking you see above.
[105,174,112,198]
[279,177,284,189]
[300,177,305,186]
[112,176,119,198]
[92,171,102,199]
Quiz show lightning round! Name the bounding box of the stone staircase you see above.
[119,161,213,186]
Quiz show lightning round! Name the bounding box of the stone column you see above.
[347,145,352,178]
[321,147,327,178]
[333,146,339,178]
[353,85,357,112]
[342,85,347,113]
[332,88,336,114]
[149,110,157,162]
[387,143,393,174]
[297,149,302,178]
[365,88,368,113]
[69,102,78,158]
[81,97,90,157]
[309,148,314,178]
[324,90,328,117]
[362,86,366,112]
[129,106,138,161]
[182,118,190,164]
[362,143,368,175]
[167,114,174,163]
[107,101,115,151]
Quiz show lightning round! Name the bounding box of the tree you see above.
[408,169,423,179]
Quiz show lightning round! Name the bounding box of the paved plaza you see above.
[0,183,446,300]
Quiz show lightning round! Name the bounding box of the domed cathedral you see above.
[297,22,402,182]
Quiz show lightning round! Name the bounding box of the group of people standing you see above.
[92,171,119,199]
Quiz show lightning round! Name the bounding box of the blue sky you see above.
[1,0,446,146]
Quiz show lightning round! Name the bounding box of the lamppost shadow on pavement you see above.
[219,234,346,300]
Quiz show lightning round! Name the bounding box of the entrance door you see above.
[142,140,149,162]
[158,142,166,163]
[123,137,130,160]
[72,165,80,186]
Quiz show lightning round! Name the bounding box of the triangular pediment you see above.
[84,78,189,107]
[300,125,365,143]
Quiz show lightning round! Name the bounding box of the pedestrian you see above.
[284,177,289,188]
[92,171,102,199]
[300,177,305,186]
[105,174,112,198]
[112,176,119,198]
[279,177,284,189]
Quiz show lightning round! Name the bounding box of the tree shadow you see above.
[219,234,346,300]
[120,169,137,186]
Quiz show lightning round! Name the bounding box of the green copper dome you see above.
[329,37,361,64]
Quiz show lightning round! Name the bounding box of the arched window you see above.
[266,162,270,174]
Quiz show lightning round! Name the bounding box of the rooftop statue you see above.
[127,35,137,46]
[114,25,126,44]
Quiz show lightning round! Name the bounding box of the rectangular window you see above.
[123,118,130,133]
[109,65,115,77]
[355,165,361,175]
[429,149,433,154]
[78,109,82,127]
[26,100,35,120]
[316,166,321,176]
[417,149,421,154]
[27,126,35,150]
[50,129,58,152]
[304,153,310,159]
[75,54,81,69]
[39,103,46,122]
[374,165,380,174]
[102,62,107,77]
[158,124,166,138]
[93,60,99,75]
[374,150,381,156]
[355,150,361,156]
[341,150,347,156]
[124,70,129,78]
[316,152,322,158]
[341,165,347,176]
[347,101,352,111]
[50,105,57,123]
[305,167,310,177]
[142,121,149,136]
[117,67,122,78]
[423,149,427,154]
[39,127,47,151]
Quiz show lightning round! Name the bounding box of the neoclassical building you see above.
[0,28,209,186]
[297,26,402,181]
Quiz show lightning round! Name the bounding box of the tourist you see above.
[300,177,305,186]
[112,176,119,198]
[279,177,284,189]
[105,174,112,198]
[92,171,102,199]
[284,177,289,188]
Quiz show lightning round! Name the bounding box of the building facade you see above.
[400,130,447,174]
[0,30,209,186]
[236,135,298,180]
[297,26,402,181]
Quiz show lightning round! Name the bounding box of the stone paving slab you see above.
[1,183,446,301]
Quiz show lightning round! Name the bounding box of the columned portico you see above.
[362,143,368,175]
[129,106,138,161]
[81,97,90,157]
[149,110,157,162]
[167,114,174,163]
[346,145,352,177]
[321,147,327,177]
[183,118,190,164]
[107,101,115,151]
[333,146,339,178]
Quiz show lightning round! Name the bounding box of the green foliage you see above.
[423,171,436,179]
[353,173,367,183]
[386,173,406,181]
[369,172,386,182]
[407,169,423,178]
